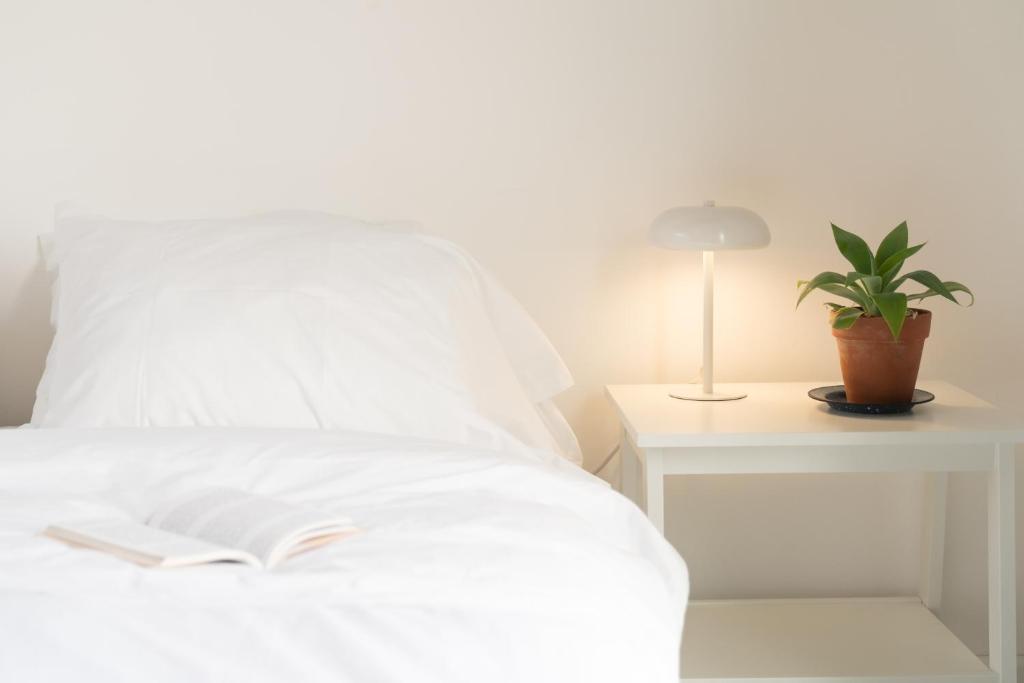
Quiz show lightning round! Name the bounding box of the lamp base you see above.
[668,388,747,401]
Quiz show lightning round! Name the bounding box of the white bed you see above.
[0,208,688,682]
[0,428,686,682]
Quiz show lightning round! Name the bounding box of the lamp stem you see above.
[702,250,714,395]
[667,248,744,401]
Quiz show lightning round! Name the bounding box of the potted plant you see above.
[797,221,973,404]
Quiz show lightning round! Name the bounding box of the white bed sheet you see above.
[0,428,687,683]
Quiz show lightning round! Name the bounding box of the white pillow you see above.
[33,209,578,459]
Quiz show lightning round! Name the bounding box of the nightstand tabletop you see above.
[606,380,1024,448]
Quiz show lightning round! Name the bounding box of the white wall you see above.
[1,0,1021,656]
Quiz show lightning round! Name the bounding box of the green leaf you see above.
[874,292,908,340]
[906,281,975,306]
[824,302,845,312]
[846,272,882,294]
[844,271,868,285]
[832,224,875,274]
[796,271,847,307]
[819,283,872,311]
[874,221,908,271]
[830,306,864,329]
[890,270,958,304]
[878,243,925,286]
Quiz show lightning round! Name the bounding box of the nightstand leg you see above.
[919,471,948,612]
[988,444,1016,682]
[645,449,665,534]
[619,430,638,505]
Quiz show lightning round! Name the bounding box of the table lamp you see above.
[650,200,770,401]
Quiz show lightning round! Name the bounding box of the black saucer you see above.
[808,385,935,415]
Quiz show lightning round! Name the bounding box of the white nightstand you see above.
[606,380,1022,683]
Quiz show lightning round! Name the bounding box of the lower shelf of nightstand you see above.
[680,597,992,682]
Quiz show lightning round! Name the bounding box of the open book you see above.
[44,487,358,570]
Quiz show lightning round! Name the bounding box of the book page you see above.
[43,520,260,568]
[148,488,354,568]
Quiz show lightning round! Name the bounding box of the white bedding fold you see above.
[0,428,687,683]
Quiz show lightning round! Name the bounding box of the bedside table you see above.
[606,380,1022,683]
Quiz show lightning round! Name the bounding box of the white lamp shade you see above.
[650,203,770,251]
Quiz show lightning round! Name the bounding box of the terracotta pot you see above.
[831,309,931,404]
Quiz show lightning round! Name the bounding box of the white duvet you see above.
[0,428,687,683]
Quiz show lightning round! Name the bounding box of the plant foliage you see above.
[797,222,973,340]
